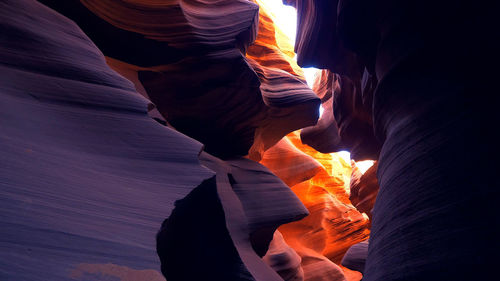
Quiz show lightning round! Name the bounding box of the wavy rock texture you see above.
[301,68,380,161]
[259,137,322,187]
[292,0,497,280]
[340,240,368,274]
[158,152,309,281]
[263,231,305,281]
[1,1,316,281]
[0,1,214,280]
[293,0,360,77]
[39,0,320,160]
[292,0,381,162]
[247,0,304,80]
[261,132,370,281]
[340,162,376,273]
[349,162,378,222]
[300,70,342,153]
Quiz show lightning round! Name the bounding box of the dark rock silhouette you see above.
[156,177,253,281]
[291,0,497,280]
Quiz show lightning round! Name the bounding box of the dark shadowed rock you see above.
[156,177,253,281]
[301,69,380,160]
[340,240,368,274]
[291,0,498,280]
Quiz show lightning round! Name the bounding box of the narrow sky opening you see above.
[259,0,319,89]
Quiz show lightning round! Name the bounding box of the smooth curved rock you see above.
[300,70,343,154]
[280,180,370,265]
[293,0,360,77]
[248,0,304,80]
[349,162,378,221]
[340,240,368,274]
[259,130,370,280]
[260,137,323,187]
[263,231,305,281]
[200,153,309,257]
[195,152,308,281]
[301,69,380,160]
[157,150,311,281]
[0,1,214,280]
[291,0,497,280]
[156,176,254,281]
[260,132,369,279]
[300,252,347,281]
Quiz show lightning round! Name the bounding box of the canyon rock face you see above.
[349,162,378,222]
[0,1,213,279]
[3,0,492,280]
[340,240,368,274]
[300,69,380,160]
[39,0,320,161]
[1,1,312,280]
[262,132,370,281]
[291,0,497,280]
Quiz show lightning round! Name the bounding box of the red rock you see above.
[260,131,370,280]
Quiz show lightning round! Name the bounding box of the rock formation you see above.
[300,66,380,161]
[340,240,368,274]
[349,162,378,222]
[290,0,497,280]
[38,0,320,161]
[341,161,378,273]
[1,1,313,280]
[2,0,494,280]
[0,1,213,279]
[261,132,370,281]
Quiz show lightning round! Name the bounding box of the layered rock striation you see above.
[39,0,320,161]
[1,1,317,280]
[289,0,497,280]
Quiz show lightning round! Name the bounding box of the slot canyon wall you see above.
[287,0,497,280]
[0,0,496,281]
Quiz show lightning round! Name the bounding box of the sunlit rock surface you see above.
[247,0,304,80]
[261,131,370,281]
